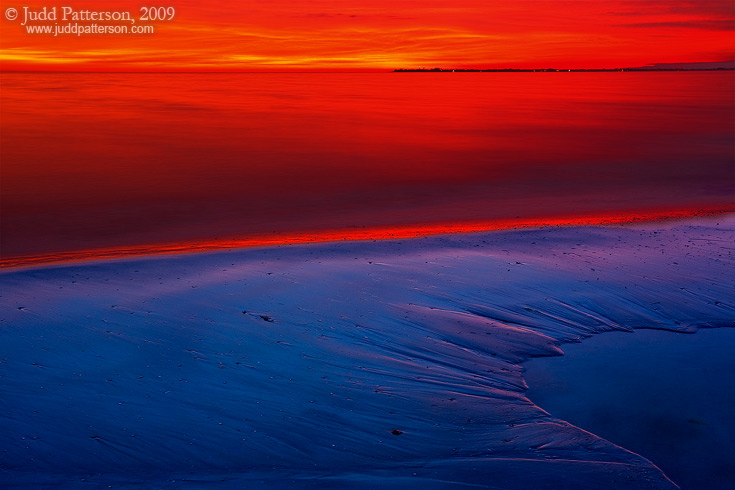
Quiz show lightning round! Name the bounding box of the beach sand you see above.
[1,216,733,488]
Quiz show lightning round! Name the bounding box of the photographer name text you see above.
[10,6,176,25]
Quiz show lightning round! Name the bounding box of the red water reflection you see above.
[1,72,733,266]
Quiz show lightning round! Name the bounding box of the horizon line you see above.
[2,68,734,74]
[2,60,733,74]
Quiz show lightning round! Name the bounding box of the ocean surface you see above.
[1,71,733,263]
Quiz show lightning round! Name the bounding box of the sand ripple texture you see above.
[1,217,733,489]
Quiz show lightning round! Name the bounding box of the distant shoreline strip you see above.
[394,67,735,72]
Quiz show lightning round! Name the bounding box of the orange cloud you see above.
[1,0,732,70]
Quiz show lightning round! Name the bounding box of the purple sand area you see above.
[524,327,735,490]
[1,216,734,488]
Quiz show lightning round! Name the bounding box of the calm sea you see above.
[1,71,733,263]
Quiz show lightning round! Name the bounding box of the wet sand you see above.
[1,216,733,488]
[524,327,735,490]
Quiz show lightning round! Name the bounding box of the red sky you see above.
[0,0,733,70]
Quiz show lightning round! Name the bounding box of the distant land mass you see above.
[395,60,735,72]
[641,61,735,70]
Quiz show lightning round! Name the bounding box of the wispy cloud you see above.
[617,19,734,30]
[1,0,733,70]
[610,0,734,17]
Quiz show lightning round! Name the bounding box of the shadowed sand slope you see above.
[1,216,733,488]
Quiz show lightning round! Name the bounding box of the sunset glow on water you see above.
[1,71,733,266]
[2,2,735,489]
